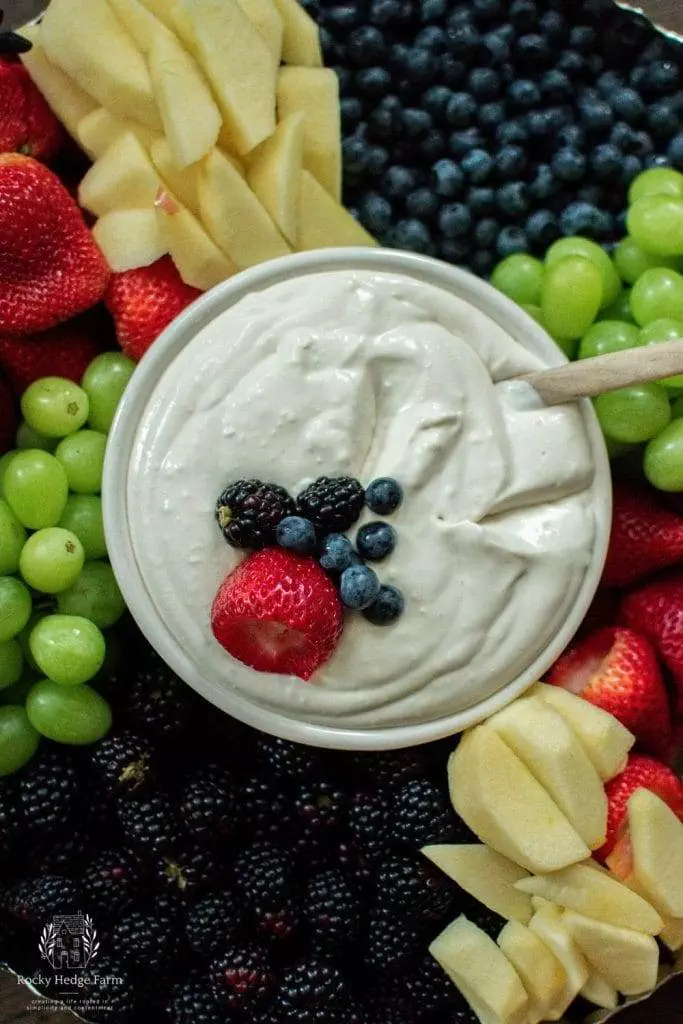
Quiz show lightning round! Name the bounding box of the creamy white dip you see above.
[127,269,597,729]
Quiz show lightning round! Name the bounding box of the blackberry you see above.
[28,830,90,877]
[9,875,81,926]
[180,765,237,839]
[237,775,294,841]
[168,972,225,1024]
[365,904,424,975]
[349,789,393,859]
[88,731,154,795]
[234,840,299,908]
[253,900,301,946]
[305,869,361,956]
[210,942,275,1015]
[112,908,183,974]
[154,843,222,899]
[393,777,456,846]
[270,958,349,1024]
[296,476,365,534]
[81,848,143,917]
[405,954,475,1019]
[72,959,137,1023]
[255,734,319,780]
[294,779,348,836]
[362,975,415,1024]
[0,776,21,848]
[375,852,453,922]
[19,746,79,839]
[117,790,183,855]
[185,889,244,957]
[215,479,296,549]
[352,748,426,786]
[127,653,192,741]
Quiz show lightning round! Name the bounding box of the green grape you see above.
[19,527,85,594]
[26,680,111,745]
[598,289,636,324]
[672,395,683,419]
[627,195,683,257]
[644,419,683,491]
[594,383,671,444]
[55,430,107,494]
[630,268,683,325]
[3,450,68,529]
[545,237,621,309]
[613,236,682,285]
[82,352,136,434]
[18,610,48,672]
[21,377,89,439]
[0,452,15,497]
[0,640,23,689]
[29,614,106,687]
[0,577,31,643]
[521,304,544,325]
[0,499,27,576]
[0,705,40,775]
[629,167,683,204]
[58,495,107,560]
[56,560,126,628]
[541,256,603,344]
[0,676,35,705]
[578,321,640,360]
[638,318,683,389]
[15,421,57,452]
[491,254,545,305]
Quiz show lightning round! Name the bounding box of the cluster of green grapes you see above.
[0,353,135,776]
[491,167,683,493]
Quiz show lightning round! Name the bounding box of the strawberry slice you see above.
[602,481,683,588]
[546,626,672,760]
[620,572,683,721]
[211,548,343,681]
[596,753,683,862]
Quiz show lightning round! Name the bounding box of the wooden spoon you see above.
[518,338,683,406]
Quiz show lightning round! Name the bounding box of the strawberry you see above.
[0,155,110,336]
[0,318,101,393]
[211,548,344,681]
[104,257,201,362]
[620,573,683,718]
[602,481,683,588]
[0,56,63,163]
[546,626,672,759]
[595,753,683,861]
[0,373,17,454]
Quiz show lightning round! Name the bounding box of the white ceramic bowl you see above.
[103,247,612,750]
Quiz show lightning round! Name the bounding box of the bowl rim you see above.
[102,247,612,750]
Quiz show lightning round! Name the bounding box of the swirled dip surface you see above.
[127,270,597,728]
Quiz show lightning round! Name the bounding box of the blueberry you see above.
[647,99,681,140]
[610,122,635,152]
[480,30,510,66]
[403,47,439,87]
[340,565,381,610]
[324,4,363,31]
[347,26,387,66]
[441,54,467,88]
[528,107,567,138]
[596,71,624,98]
[470,249,496,276]
[578,98,613,133]
[423,85,455,121]
[365,477,404,515]
[630,130,654,157]
[609,87,646,125]
[438,202,471,238]
[415,26,448,53]
[569,24,597,52]
[525,209,560,249]
[556,50,585,80]
[557,125,586,149]
[471,0,501,21]
[368,0,403,24]
[332,65,353,97]
[590,143,621,180]
[276,516,316,554]
[362,584,405,626]
[495,121,529,146]
[538,69,571,104]
[577,184,603,207]
[642,60,681,97]
[494,145,526,180]
[402,108,433,139]
[468,68,500,101]
[514,33,551,68]
[355,67,392,100]
[496,226,528,258]
[508,0,537,31]
[668,132,683,170]
[343,136,370,176]
[318,533,356,573]
[461,148,493,184]
[538,8,567,41]
[368,100,403,142]
[420,0,447,22]
[340,98,363,134]
[620,154,643,186]
[559,201,604,238]
[438,237,471,263]
[473,217,499,248]
[644,153,671,170]
[630,66,648,92]
[419,131,447,161]
[448,128,485,157]
[496,181,529,218]
[356,522,397,562]
[359,193,393,234]
[445,92,477,128]
[430,158,464,197]
[392,219,433,254]
[551,148,587,183]
[406,188,440,220]
[508,79,540,110]
[446,22,479,58]
[366,145,390,175]
[466,186,495,216]
[381,165,419,199]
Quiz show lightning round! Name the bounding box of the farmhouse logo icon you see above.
[39,913,100,970]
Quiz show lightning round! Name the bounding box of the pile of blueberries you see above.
[308,0,683,275]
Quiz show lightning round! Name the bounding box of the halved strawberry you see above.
[211,548,343,681]
[596,753,683,862]
[603,481,683,588]
[620,573,683,721]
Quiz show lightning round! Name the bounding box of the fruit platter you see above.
[3,0,683,1022]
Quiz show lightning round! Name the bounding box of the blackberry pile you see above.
[0,625,486,1024]
[308,0,683,274]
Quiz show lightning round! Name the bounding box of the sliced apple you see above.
[488,694,607,849]
[79,132,161,217]
[625,788,683,919]
[40,0,161,129]
[429,916,529,1024]
[273,0,322,66]
[93,208,167,272]
[148,30,222,169]
[528,903,589,1021]
[497,920,566,1021]
[562,909,659,996]
[298,171,377,251]
[448,726,589,874]
[422,845,532,925]
[515,863,662,935]
[137,0,176,29]
[172,0,276,156]
[76,108,157,162]
[18,24,97,139]
[580,971,619,1010]
[533,682,634,781]
[277,66,341,200]
[237,0,283,64]
[107,0,172,52]
[199,149,290,269]
[247,115,303,247]
[660,916,683,952]
[156,191,235,290]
